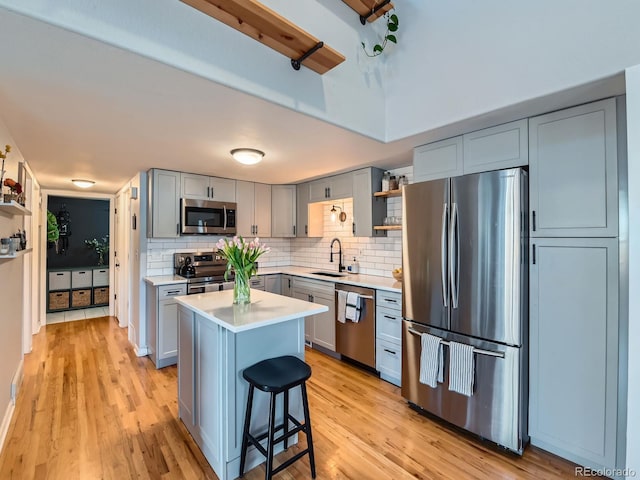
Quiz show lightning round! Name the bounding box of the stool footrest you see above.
[247,418,308,452]
[271,448,312,476]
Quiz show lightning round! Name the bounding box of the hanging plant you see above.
[361,10,399,57]
[47,210,59,243]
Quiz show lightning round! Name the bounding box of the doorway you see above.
[40,191,115,326]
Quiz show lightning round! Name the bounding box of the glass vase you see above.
[233,269,251,305]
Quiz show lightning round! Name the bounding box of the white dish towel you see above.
[337,290,348,323]
[345,292,361,322]
[448,341,475,397]
[419,333,443,388]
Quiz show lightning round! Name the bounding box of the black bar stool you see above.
[239,355,316,480]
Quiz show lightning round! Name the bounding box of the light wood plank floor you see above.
[0,317,592,479]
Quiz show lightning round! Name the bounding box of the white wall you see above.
[385,0,640,141]
[0,0,386,140]
[0,117,26,448]
[625,65,640,477]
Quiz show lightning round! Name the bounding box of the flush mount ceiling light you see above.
[71,179,95,188]
[230,148,265,165]
[330,205,347,223]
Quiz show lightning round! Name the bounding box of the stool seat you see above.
[242,355,311,393]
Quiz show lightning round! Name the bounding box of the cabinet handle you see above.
[305,225,308,235]
[532,244,536,265]
[352,222,355,235]
[177,223,180,235]
[288,279,291,289]
[385,298,398,304]
[384,349,396,355]
[384,315,396,320]
[210,187,214,198]
[293,225,296,236]
[532,211,536,232]
[207,186,210,198]
[256,225,258,235]
[56,273,64,276]
[166,290,181,295]
[56,293,63,297]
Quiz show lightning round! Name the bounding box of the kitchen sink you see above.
[310,271,347,278]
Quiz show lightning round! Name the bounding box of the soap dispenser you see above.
[350,257,360,274]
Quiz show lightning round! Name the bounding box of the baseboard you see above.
[0,399,15,454]
[11,359,24,404]
[134,344,149,357]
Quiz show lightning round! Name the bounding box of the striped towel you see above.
[337,290,348,323]
[448,342,475,396]
[345,292,361,322]
[419,333,443,388]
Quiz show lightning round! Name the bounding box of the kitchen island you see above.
[175,289,328,480]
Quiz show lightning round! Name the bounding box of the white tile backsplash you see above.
[144,166,412,278]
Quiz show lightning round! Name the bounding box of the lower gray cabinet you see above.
[292,278,335,351]
[147,283,186,368]
[375,290,402,387]
[281,275,293,297]
[178,305,195,432]
[264,274,281,294]
[529,237,619,471]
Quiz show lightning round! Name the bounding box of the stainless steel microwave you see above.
[181,198,236,235]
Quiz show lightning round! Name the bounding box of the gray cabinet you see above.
[271,185,297,237]
[309,172,352,202]
[296,182,323,238]
[413,136,463,182]
[281,274,293,297]
[352,167,386,237]
[181,173,236,202]
[463,119,528,175]
[148,169,180,238]
[375,290,402,386]
[236,181,271,237]
[92,268,109,287]
[529,237,619,471]
[178,305,195,433]
[529,98,618,238]
[249,276,265,291]
[292,278,335,351]
[147,283,186,368]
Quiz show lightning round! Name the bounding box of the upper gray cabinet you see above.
[147,169,180,238]
[463,119,528,174]
[181,173,236,202]
[236,181,271,238]
[271,185,297,238]
[414,120,529,182]
[309,172,353,202]
[529,98,618,237]
[352,168,386,237]
[413,136,463,182]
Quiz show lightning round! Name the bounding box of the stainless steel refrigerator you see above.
[401,167,529,454]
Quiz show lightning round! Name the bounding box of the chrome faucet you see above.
[330,238,345,272]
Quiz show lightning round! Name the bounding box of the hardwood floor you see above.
[0,317,590,479]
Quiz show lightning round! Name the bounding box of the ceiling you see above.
[0,7,420,194]
[0,6,627,194]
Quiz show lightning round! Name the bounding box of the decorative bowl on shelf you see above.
[392,268,402,281]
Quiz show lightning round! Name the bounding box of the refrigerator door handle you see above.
[441,202,449,307]
[449,202,459,308]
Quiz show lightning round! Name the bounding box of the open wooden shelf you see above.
[181,0,345,74]
[373,189,402,198]
[342,0,394,23]
[374,225,401,231]
[0,200,31,217]
[0,248,32,260]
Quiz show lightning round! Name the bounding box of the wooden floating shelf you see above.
[0,201,32,217]
[374,225,401,230]
[342,0,394,24]
[373,189,402,198]
[181,0,345,74]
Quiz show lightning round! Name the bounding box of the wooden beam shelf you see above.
[341,0,394,24]
[0,201,31,217]
[180,0,346,74]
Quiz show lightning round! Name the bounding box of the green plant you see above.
[47,210,59,243]
[361,10,399,57]
[85,236,109,265]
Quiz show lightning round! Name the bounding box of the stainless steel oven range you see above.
[174,252,234,294]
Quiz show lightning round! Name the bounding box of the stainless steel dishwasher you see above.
[335,283,376,369]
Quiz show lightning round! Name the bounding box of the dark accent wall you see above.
[47,196,109,269]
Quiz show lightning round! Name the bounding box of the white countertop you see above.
[144,275,188,286]
[174,289,328,333]
[144,266,402,292]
